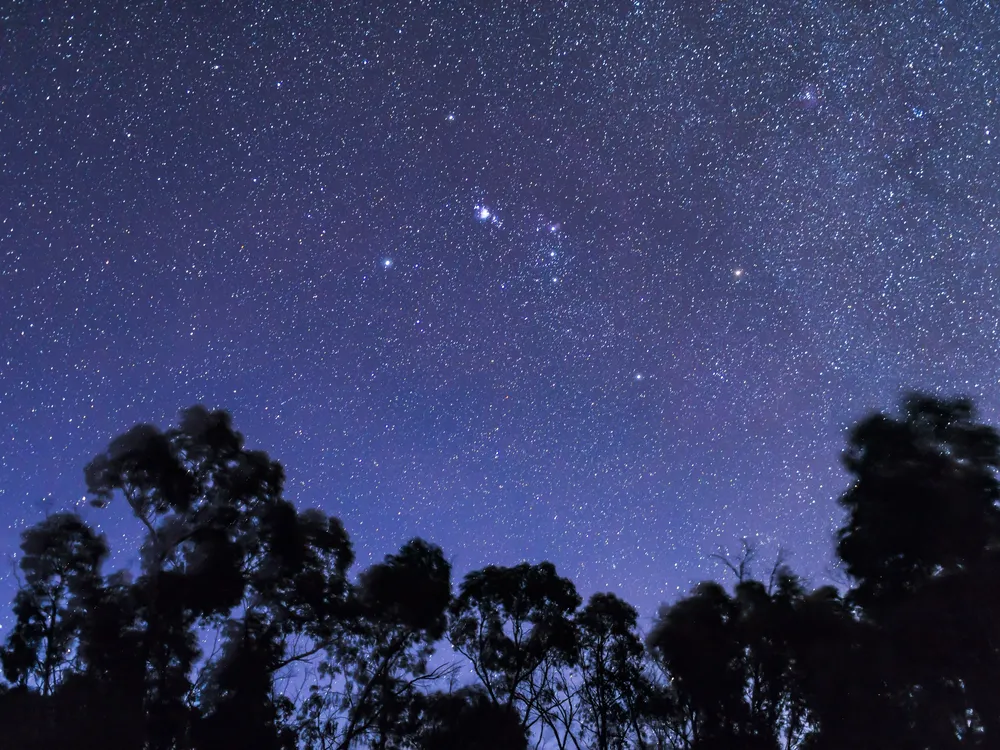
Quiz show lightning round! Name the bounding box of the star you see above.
[4,0,992,662]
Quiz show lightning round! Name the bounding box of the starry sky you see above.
[2,0,1000,630]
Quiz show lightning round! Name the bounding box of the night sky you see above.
[3,0,999,630]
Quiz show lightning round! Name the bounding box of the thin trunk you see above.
[43,596,59,697]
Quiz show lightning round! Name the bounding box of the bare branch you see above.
[708,537,757,583]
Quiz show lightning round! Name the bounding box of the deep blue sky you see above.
[3,0,999,631]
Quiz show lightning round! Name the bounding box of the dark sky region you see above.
[2,0,999,632]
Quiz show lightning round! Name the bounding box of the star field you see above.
[3,0,1000,630]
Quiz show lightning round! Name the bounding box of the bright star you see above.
[733,268,744,278]
[477,206,491,221]
[382,258,393,269]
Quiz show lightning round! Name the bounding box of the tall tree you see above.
[790,585,917,750]
[731,572,810,750]
[296,538,452,750]
[646,572,819,750]
[1,513,107,696]
[448,562,581,738]
[837,394,1000,612]
[575,592,648,750]
[835,394,1000,746]
[83,406,354,749]
[646,581,750,749]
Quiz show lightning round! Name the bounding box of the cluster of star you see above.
[474,204,502,227]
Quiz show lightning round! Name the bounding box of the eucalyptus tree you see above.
[449,561,581,741]
[835,394,1000,746]
[83,406,354,749]
[1,512,108,695]
[574,592,650,749]
[295,538,453,750]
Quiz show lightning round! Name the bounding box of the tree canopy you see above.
[1,393,997,748]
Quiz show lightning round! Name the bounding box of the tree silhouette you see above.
[574,592,648,749]
[191,613,297,750]
[1,512,107,695]
[838,394,1000,612]
[646,569,824,750]
[835,394,1000,747]
[82,406,354,749]
[1,394,997,748]
[295,538,452,750]
[647,581,749,749]
[731,571,811,749]
[448,561,581,737]
[415,687,528,750]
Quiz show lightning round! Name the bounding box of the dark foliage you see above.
[415,688,528,750]
[0,395,996,748]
